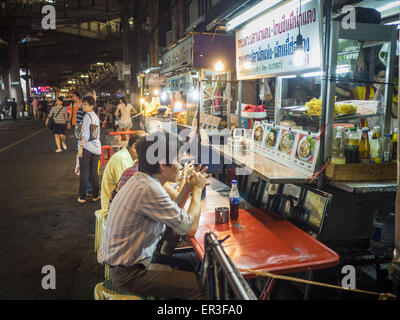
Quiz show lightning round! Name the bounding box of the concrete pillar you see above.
[121,0,133,104]
[8,32,24,116]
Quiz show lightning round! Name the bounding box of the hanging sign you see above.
[235,0,322,80]
[161,36,193,74]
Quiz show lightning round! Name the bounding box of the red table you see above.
[190,208,340,299]
[109,130,139,136]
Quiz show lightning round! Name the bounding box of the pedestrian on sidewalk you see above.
[46,96,69,152]
[77,95,101,204]
[114,97,136,142]
[11,98,17,121]
[32,97,39,120]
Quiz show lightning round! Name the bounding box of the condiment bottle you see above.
[332,129,346,164]
[359,127,370,164]
[346,127,360,163]
[370,128,382,164]
[381,134,393,163]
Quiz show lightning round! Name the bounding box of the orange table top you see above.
[190,208,340,278]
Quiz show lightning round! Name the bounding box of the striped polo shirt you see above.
[48,106,68,124]
[97,172,193,268]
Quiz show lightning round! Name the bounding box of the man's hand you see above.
[186,166,209,192]
[78,147,83,158]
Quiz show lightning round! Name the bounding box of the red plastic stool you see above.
[101,146,114,167]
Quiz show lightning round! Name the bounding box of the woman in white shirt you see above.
[115,97,137,141]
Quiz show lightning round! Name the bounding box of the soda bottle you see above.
[359,128,370,164]
[229,180,240,220]
[381,134,393,163]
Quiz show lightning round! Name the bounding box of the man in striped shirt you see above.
[98,132,208,299]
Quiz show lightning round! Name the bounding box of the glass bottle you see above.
[332,129,346,164]
[346,127,360,163]
[229,180,240,220]
[370,128,382,164]
[359,127,370,164]
[381,134,393,163]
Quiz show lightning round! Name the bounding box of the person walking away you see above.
[77,95,101,203]
[69,91,82,134]
[11,98,17,121]
[32,97,39,120]
[114,97,137,142]
[46,96,69,152]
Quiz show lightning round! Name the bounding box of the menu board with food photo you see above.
[252,121,266,149]
[277,128,299,161]
[293,132,320,171]
[262,124,280,156]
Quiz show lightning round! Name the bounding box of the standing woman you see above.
[77,95,101,203]
[32,97,39,120]
[115,97,136,141]
[46,96,69,152]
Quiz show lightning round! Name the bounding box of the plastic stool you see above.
[101,146,114,167]
[94,278,144,300]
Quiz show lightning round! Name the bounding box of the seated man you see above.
[98,132,208,299]
[100,130,147,219]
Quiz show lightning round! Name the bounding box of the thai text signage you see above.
[161,36,192,74]
[235,0,322,80]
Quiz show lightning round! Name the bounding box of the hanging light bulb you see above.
[191,89,199,101]
[293,33,305,67]
[153,89,160,96]
[161,91,168,101]
[215,60,224,72]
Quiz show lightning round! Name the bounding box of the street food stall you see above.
[212,0,399,297]
[158,32,236,133]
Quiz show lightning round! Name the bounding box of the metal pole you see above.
[318,0,332,185]
[238,80,242,128]
[324,20,340,162]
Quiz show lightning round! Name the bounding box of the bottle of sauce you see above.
[381,134,393,163]
[359,127,370,164]
[370,127,382,164]
[392,128,398,162]
[346,127,360,163]
[332,128,346,164]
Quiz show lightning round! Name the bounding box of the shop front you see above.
[159,32,236,132]
[217,0,399,297]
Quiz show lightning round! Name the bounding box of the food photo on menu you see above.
[295,133,320,165]
[253,122,265,147]
[278,129,298,156]
[264,125,280,151]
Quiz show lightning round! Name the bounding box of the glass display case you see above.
[325,21,398,160]
[200,70,231,129]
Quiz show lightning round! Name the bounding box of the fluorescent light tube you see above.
[226,0,283,31]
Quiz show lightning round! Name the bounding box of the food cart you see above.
[221,0,399,298]
[159,32,236,133]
